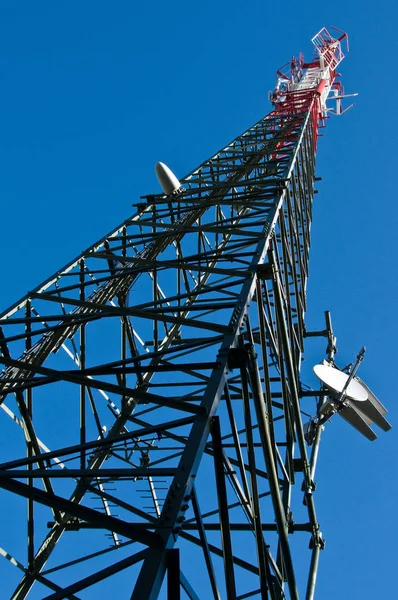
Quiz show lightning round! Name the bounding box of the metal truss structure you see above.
[0,28,353,600]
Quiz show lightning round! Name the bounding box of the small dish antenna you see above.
[309,348,391,442]
[313,363,367,402]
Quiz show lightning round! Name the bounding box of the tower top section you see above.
[271,26,357,122]
[311,26,347,70]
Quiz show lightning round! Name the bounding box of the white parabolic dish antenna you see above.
[313,364,368,402]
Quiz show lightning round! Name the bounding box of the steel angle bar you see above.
[0,547,81,599]
[180,571,200,600]
[211,416,238,599]
[240,348,273,600]
[25,300,35,569]
[223,383,252,516]
[191,485,221,600]
[41,549,148,600]
[244,339,298,599]
[221,450,254,523]
[41,539,135,577]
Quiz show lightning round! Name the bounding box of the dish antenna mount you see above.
[304,313,391,444]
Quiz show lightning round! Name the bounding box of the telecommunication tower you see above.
[0,28,390,599]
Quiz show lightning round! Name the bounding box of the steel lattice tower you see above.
[0,28,359,600]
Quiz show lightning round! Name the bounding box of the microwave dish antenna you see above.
[309,349,391,442]
[313,363,368,402]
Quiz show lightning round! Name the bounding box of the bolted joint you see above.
[309,530,325,550]
[176,516,186,524]
[301,478,317,493]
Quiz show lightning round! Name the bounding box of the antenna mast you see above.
[0,28,382,600]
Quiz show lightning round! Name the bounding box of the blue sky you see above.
[0,1,397,598]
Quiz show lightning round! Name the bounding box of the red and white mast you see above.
[270,27,357,143]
